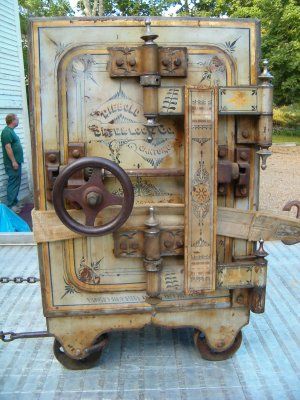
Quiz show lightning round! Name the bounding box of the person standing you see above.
[1,114,24,212]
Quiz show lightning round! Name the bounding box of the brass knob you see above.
[86,191,102,207]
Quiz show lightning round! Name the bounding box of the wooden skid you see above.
[32,207,300,244]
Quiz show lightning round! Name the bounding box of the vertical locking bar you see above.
[143,207,162,297]
[140,18,160,143]
[257,60,274,170]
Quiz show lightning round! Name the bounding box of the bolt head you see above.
[86,191,102,207]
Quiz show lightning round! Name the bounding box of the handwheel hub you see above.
[84,189,103,208]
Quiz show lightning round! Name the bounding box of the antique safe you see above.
[29,17,300,368]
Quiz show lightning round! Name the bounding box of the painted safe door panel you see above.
[30,19,259,313]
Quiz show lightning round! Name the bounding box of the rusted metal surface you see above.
[52,157,134,236]
[44,150,60,202]
[235,147,251,197]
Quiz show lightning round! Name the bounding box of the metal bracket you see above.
[217,146,250,197]
[44,143,85,202]
[235,148,251,197]
[114,227,184,258]
[45,150,60,202]
[109,46,187,78]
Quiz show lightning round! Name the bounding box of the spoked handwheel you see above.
[53,334,108,370]
[193,330,242,361]
[52,157,134,236]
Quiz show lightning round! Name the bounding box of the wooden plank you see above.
[32,207,300,244]
[184,87,217,293]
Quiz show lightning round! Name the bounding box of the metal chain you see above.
[0,276,40,284]
[0,331,52,342]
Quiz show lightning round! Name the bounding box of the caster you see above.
[53,334,108,370]
[194,330,242,361]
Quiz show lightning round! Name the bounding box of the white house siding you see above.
[0,0,32,203]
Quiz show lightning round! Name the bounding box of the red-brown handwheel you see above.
[52,157,134,236]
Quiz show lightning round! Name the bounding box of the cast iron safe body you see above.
[29,17,300,367]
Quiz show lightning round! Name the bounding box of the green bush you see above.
[273,103,300,128]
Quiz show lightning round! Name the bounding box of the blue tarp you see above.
[0,204,31,232]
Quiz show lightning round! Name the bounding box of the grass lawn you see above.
[273,127,300,144]
[273,135,300,144]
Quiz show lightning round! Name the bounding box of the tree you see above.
[176,0,300,105]
[19,1,74,83]
[76,0,176,16]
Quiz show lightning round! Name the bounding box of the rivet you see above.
[116,58,124,67]
[164,240,173,249]
[242,130,250,139]
[218,184,225,194]
[240,187,247,195]
[218,148,227,158]
[162,57,170,67]
[174,58,181,67]
[128,58,136,67]
[75,349,81,356]
[236,295,244,304]
[131,242,139,250]
[216,340,225,348]
[72,149,80,158]
[48,153,57,163]
[240,151,248,161]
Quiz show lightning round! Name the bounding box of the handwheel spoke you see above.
[84,209,99,226]
[64,187,83,205]
[106,193,124,206]
[89,168,104,188]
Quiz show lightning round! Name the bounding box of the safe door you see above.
[29,17,300,362]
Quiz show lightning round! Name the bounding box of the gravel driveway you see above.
[259,145,300,214]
